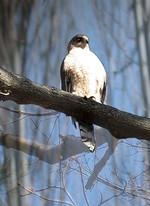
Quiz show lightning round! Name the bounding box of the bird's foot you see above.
[83,96,88,100]
[89,96,96,100]
[83,96,96,101]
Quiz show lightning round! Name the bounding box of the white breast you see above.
[64,48,106,102]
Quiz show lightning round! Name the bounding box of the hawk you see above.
[60,34,107,152]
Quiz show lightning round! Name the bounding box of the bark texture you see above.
[0,67,150,141]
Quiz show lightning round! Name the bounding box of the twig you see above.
[18,182,75,206]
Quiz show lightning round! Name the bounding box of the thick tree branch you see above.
[0,67,150,140]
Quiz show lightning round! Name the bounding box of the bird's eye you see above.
[76,37,82,43]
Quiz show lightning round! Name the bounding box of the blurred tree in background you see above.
[0,0,149,205]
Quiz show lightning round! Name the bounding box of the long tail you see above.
[79,122,96,152]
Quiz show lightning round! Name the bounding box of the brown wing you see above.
[100,80,107,104]
[60,59,76,128]
[60,59,72,93]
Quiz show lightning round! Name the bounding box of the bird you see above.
[60,34,107,152]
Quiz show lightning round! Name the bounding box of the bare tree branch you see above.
[85,139,117,189]
[18,182,75,206]
[0,128,112,167]
[0,105,58,116]
[0,132,94,164]
[0,128,115,168]
[0,67,150,141]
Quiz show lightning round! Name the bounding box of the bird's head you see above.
[67,34,89,52]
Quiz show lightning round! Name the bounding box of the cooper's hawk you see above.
[60,34,107,152]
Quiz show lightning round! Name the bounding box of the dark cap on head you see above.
[67,34,89,52]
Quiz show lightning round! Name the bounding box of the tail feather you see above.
[79,122,96,152]
[71,117,77,128]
